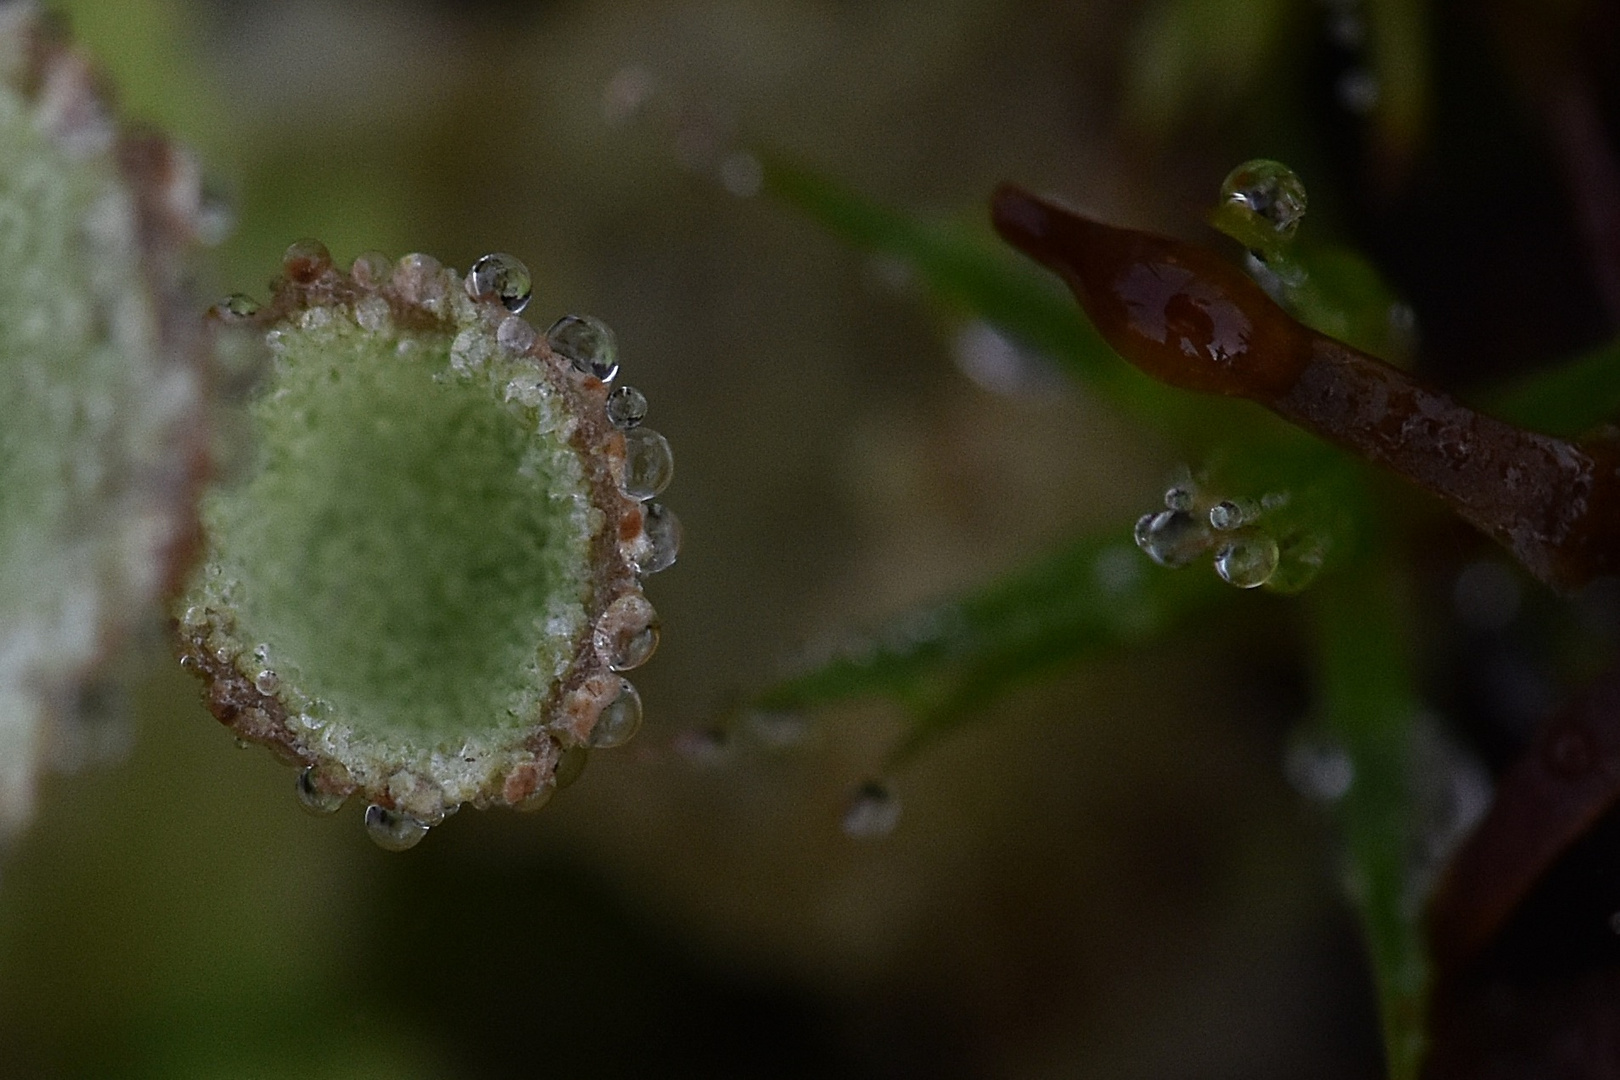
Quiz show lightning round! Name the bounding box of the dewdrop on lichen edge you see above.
[175,248,680,851]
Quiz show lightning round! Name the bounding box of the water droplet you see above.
[618,625,660,671]
[254,669,279,695]
[638,501,682,574]
[547,315,619,382]
[394,254,448,310]
[1219,160,1308,238]
[554,746,590,788]
[363,804,430,851]
[1214,535,1280,588]
[622,428,674,500]
[1209,498,1258,531]
[1164,485,1196,512]
[606,385,648,429]
[516,783,555,812]
[496,316,535,354]
[349,251,392,287]
[842,780,900,839]
[466,253,533,314]
[296,768,344,814]
[589,680,644,748]
[594,600,660,671]
[180,605,207,627]
[1133,510,1211,568]
[212,293,259,320]
[282,239,332,283]
[1285,733,1354,803]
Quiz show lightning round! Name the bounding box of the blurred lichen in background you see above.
[2,0,1620,1078]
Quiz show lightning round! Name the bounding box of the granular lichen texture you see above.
[0,4,211,836]
[175,244,678,847]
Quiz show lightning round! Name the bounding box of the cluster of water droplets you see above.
[1134,480,1285,590]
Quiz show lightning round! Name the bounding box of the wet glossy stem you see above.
[991,184,1620,590]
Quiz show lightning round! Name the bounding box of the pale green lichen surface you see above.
[189,307,598,791]
[0,56,195,832]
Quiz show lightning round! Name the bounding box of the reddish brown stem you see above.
[991,183,1620,589]
[1427,656,1620,977]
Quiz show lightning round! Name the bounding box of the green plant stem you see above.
[1313,565,1427,1080]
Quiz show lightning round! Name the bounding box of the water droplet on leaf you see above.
[547,314,619,382]
[254,669,279,695]
[1214,535,1280,588]
[842,780,900,839]
[1209,498,1258,531]
[1134,510,1211,568]
[466,253,533,314]
[622,428,674,500]
[1163,485,1195,512]
[606,385,648,429]
[364,804,429,851]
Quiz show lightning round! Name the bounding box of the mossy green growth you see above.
[177,249,662,831]
[202,315,593,745]
[0,7,206,836]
